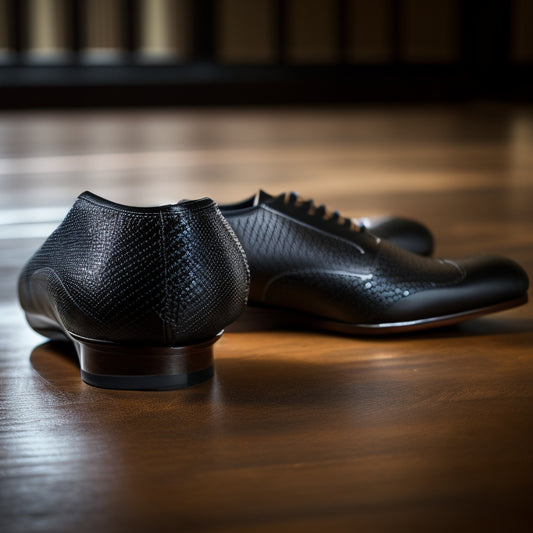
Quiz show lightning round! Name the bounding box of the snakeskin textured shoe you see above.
[220,190,434,256]
[18,191,249,390]
[222,191,528,334]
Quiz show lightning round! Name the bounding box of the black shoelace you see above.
[282,192,363,233]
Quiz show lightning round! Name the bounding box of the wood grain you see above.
[1,104,532,532]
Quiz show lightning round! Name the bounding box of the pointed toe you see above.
[454,255,529,299]
[377,255,529,326]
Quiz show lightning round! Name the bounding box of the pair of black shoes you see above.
[19,191,529,390]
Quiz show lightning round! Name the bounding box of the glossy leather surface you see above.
[222,191,529,326]
[19,192,250,345]
[379,255,528,322]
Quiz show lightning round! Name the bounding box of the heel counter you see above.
[160,203,249,344]
[35,195,170,343]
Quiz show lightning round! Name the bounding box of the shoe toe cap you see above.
[378,255,529,323]
[454,255,529,298]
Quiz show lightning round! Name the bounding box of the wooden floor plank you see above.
[1,103,532,532]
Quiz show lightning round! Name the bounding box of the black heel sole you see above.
[79,366,214,390]
[71,333,219,390]
[24,312,219,390]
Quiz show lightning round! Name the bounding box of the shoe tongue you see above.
[253,189,273,206]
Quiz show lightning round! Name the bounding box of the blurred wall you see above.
[0,0,532,107]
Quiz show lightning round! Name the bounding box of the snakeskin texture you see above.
[219,190,435,256]
[18,192,250,345]
[224,197,466,324]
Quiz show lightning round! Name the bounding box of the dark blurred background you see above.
[1,0,532,108]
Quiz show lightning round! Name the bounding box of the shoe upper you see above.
[222,191,529,325]
[220,190,434,256]
[18,191,250,345]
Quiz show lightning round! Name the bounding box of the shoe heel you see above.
[72,333,220,390]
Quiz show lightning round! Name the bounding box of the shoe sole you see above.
[25,313,218,390]
[227,294,528,335]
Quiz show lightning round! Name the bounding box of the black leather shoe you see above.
[221,190,434,256]
[18,191,250,390]
[222,191,528,334]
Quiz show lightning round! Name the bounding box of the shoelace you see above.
[282,191,363,232]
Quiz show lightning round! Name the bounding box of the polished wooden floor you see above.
[1,104,532,532]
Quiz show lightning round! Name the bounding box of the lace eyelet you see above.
[282,192,362,233]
